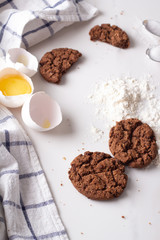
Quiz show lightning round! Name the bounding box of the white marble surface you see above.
[11,1,160,239]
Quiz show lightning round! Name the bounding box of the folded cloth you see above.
[0,105,69,240]
[0,0,98,56]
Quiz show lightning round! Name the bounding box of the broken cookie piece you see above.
[39,48,82,83]
[89,24,130,49]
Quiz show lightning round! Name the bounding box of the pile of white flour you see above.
[88,75,160,165]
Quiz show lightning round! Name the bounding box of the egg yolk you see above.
[0,74,32,96]
[42,119,51,128]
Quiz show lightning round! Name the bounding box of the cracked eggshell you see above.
[0,57,6,70]
[0,68,34,108]
[6,48,38,77]
[21,92,62,131]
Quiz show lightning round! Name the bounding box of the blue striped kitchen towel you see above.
[0,0,98,56]
[0,105,69,240]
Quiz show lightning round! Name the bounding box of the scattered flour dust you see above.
[91,125,104,142]
[88,75,160,166]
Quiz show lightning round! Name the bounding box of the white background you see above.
[11,1,160,239]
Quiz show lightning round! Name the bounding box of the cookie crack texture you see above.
[68,151,128,200]
[39,48,82,83]
[89,24,130,49]
[109,118,157,168]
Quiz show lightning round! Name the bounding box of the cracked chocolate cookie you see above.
[68,151,128,200]
[89,24,130,49]
[109,118,157,168]
[39,48,82,83]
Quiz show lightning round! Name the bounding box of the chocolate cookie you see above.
[68,151,128,200]
[89,24,130,49]
[109,118,157,168]
[39,48,82,83]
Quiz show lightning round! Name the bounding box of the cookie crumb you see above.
[81,232,84,235]
[121,216,125,219]
[82,148,85,150]
[149,222,152,225]
[63,157,66,160]
[60,183,63,186]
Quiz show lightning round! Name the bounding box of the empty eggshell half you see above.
[21,92,62,131]
[0,68,34,108]
[6,48,38,77]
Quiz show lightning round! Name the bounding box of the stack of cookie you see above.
[68,118,157,200]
